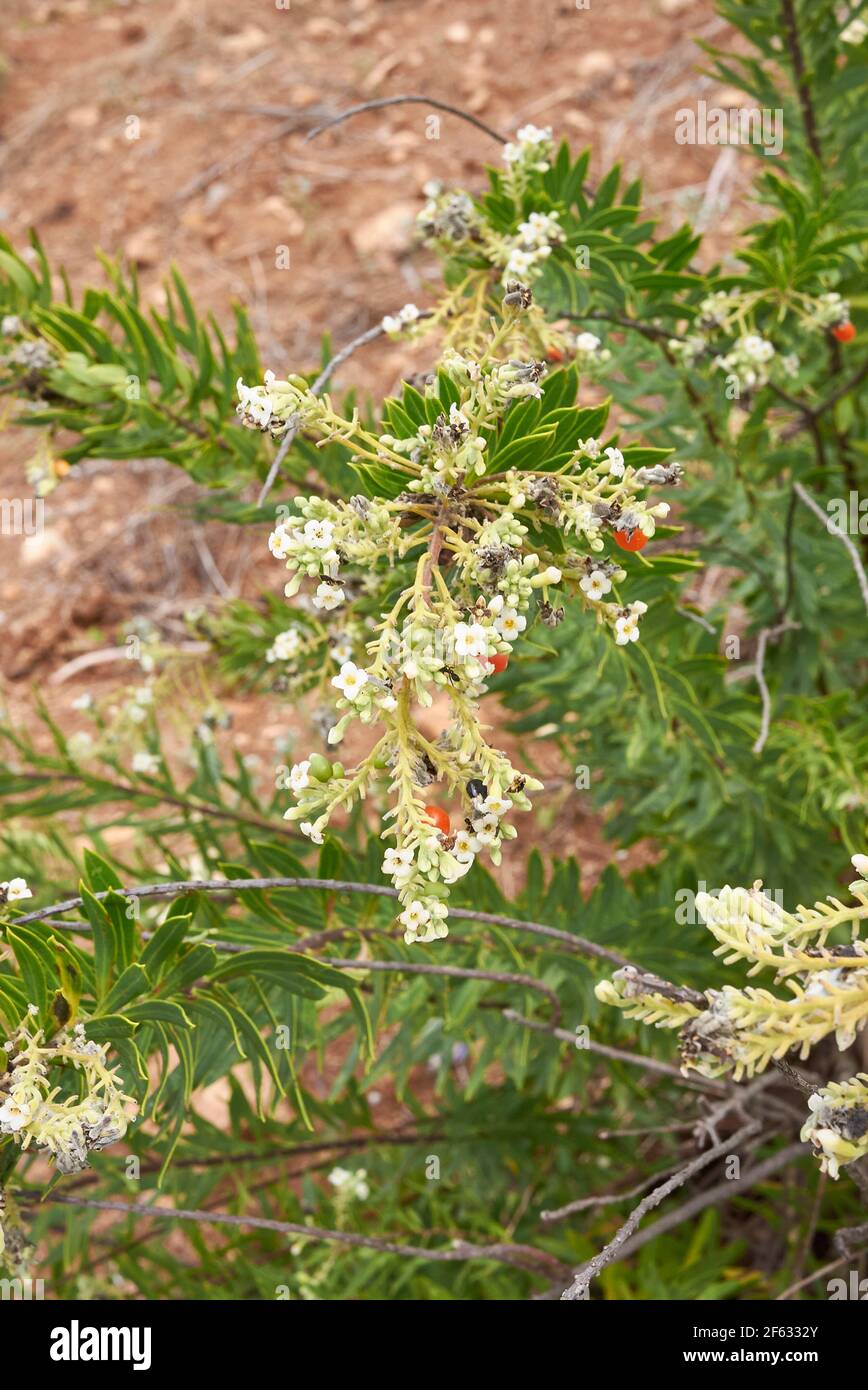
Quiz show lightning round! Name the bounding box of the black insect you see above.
[467,779,488,801]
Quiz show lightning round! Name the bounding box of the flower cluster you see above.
[802,290,851,331]
[713,333,777,392]
[328,1166,371,1201]
[0,1018,134,1177]
[571,331,612,376]
[665,284,858,388]
[840,15,867,45]
[382,303,423,338]
[267,495,405,603]
[239,318,675,943]
[801,1075,868,1179]
[596,852,868,1183]
[502,123,555,180]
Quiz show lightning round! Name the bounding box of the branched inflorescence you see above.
[0,1011,135,1264]
[0,1017,134,1196]
[597,854,868,1177]
[237,304,676,944]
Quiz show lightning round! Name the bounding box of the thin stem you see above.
[14,1191,570,1282]
[780,0,823,165]
[305,95,507,147]
[11,875,631,968]
[559,1120,761,1300]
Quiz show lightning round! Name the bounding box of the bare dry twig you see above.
[559,1120,762,1300]
[305,95,507,147]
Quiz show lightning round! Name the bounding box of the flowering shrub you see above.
[234,323,674,941]
[0,0,864,1302]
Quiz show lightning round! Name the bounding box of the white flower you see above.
[452,829,480,862]
[382,303,420,334]
[236,377,273,430]
[328,1166,370,1200]
[482,795,512,818]
[614,613,641,645]
[851,853,868,878]
[1,877,32,903]
[517,210,562,247]
[267,627,303,663]
[575,332,601,353]
[302,518,335,550]
[741,334,774,363]
[268,526,292,559]
[332,661,369,700]
[289,760,311,794]
[299,820,324,845]
[580,569,612,601]
[71,693,93,711]
[504,123,553,167]
[604,447,625,477]
[517,123,551,145]
[494,607,526,640]
[453,622,490,659]
[472,813,500,846]
[313,581,345,611]
[383,846,414,881]
[841,17,867,43]
[503,248,536,279]
[577,436,600,458]
[131,751,160,776]
[400,900,431,933]
[0,1096,32,1132]
[330,637,354,664]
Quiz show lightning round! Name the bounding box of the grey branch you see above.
[793,482,868,615]
[11,875,630,968]
[17,1192,569,1281]
[501,1009,726,1092]
[323,957,562,1023]
[305,94,507,147]
[559,1120,761,1300]
[615,1140,805,1270]
[750,619,801,755]
[256,314,431,507]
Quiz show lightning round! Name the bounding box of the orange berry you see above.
[613,528,649,552]
[423,805,450,835]
[487,652,509,673]
[833,321,856,343]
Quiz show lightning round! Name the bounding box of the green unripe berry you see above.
[308,753,333,782]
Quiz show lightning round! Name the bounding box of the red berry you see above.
[613,527,649,552]
[423,805,450,835]
[833,321,856,343]
[487,652,509,674]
